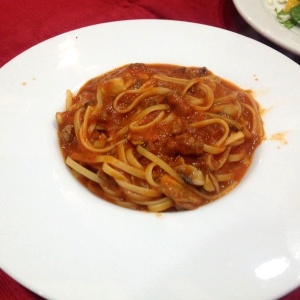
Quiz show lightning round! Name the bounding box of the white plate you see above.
[233,0,300,55]
[0,20,300,300]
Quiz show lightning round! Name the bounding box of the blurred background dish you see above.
[233,0,300,55]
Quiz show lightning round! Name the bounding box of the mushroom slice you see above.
[175,164,205,186]
[160,174,204,209]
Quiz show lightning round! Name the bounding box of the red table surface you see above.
[0,0,299,299]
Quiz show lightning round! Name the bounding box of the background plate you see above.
[233,0,300,55]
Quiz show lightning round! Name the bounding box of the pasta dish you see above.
[56,63,264,212]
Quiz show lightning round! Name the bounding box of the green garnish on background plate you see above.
[275,4,300,28]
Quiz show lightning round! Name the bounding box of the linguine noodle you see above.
[56,63,264,212]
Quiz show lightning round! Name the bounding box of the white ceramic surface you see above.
[233,0,300,55]
[0,20,300,300]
